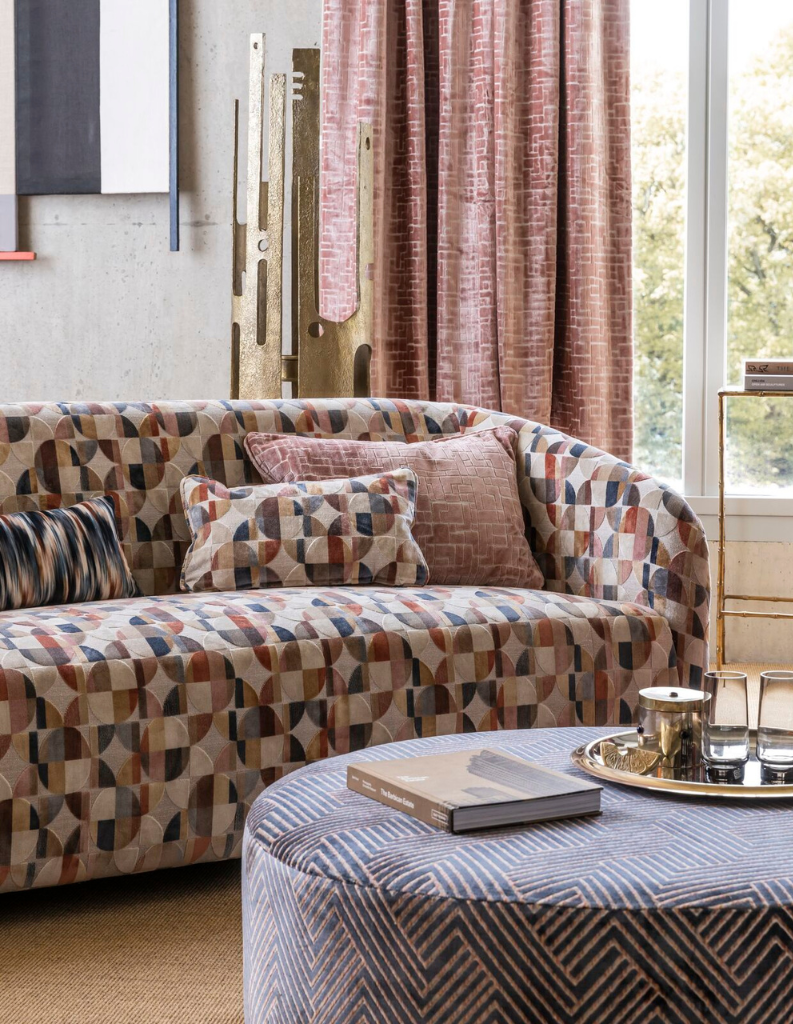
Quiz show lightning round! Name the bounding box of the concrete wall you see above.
[0,0,321,402]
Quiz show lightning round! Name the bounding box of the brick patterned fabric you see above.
[319,0,633,460]
[243,729,793,1024]
[244,426,543,589]
[179,471,428,593]
[0,398,707,892]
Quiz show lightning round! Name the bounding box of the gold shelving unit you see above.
[716,387,793,667]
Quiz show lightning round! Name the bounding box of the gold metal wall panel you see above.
[291,49,373,398]
[231,37,372,400]
[231,35,284,400]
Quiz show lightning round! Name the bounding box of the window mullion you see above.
[703,0,730,497]
[683,0,730,500]
[682,0,710,498]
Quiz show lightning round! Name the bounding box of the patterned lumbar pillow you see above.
[0,496,141,612]
[179,469,429,593]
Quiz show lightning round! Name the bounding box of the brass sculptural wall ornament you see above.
[231,35,373,400]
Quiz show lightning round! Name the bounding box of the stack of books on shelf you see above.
[744,359,793,391]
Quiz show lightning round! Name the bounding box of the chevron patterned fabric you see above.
[243,728,793,1024]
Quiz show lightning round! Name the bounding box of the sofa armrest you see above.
[516,422,710,688]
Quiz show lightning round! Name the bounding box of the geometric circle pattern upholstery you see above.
[0,399,709,684]
[179,469,428,593]
[0,586,673,892]
[0,400,709,893]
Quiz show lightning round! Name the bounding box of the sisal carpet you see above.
[0,664,784,1024]
[0,860,244,1024]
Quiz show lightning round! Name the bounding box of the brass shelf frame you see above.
[716,387,793,667]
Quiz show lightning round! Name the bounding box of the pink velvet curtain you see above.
[319,0,633,459]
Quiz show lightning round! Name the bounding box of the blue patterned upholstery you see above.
[243,728,793,1024]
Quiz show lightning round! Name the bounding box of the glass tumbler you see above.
[757,671,793,771]
[702,671,749,764]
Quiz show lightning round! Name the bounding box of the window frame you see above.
[655,0,793,538]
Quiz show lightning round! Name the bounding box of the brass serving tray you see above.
[571,730,793,799]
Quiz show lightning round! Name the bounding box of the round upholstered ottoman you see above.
[242,728,793,1024]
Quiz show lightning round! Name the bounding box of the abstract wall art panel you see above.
[0,195,16,252]
[99,0,170,195]
[13,0,169,197]
[15,0,102,196]
[0,0,16,250]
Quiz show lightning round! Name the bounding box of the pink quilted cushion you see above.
[244,427,544,589]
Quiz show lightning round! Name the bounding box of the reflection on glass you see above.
[760,764,793,785]
[630,0,687,491]
[705,762,746,785]
[757,671,793,770]
[702,671,750,764]
[727,1,793,494]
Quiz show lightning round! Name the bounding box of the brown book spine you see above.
[347,766,454,832]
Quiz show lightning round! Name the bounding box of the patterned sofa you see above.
[0,399,709,893]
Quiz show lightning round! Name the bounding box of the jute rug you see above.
[0,860,243,1024]
[0,664,783,1024]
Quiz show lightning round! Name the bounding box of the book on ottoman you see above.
[347,748,601,833]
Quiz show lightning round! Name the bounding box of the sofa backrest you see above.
[0,398,520,595]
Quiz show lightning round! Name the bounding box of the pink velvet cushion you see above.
[244,427,544,589]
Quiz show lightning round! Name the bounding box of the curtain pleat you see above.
[320,0,633,460]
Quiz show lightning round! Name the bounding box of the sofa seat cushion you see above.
[0,585,674,891]
[0,586,674,733]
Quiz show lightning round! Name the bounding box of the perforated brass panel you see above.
[291,49,373,398]
[230,37,372,400]
[231,35,284,400]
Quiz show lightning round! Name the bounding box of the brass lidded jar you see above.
[637,687,711,771]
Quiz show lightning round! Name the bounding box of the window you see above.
[631,0,688,492]
[726,1,793,493]
[630,0,793,506]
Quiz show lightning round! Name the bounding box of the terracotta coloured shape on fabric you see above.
[244,426,543,590]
